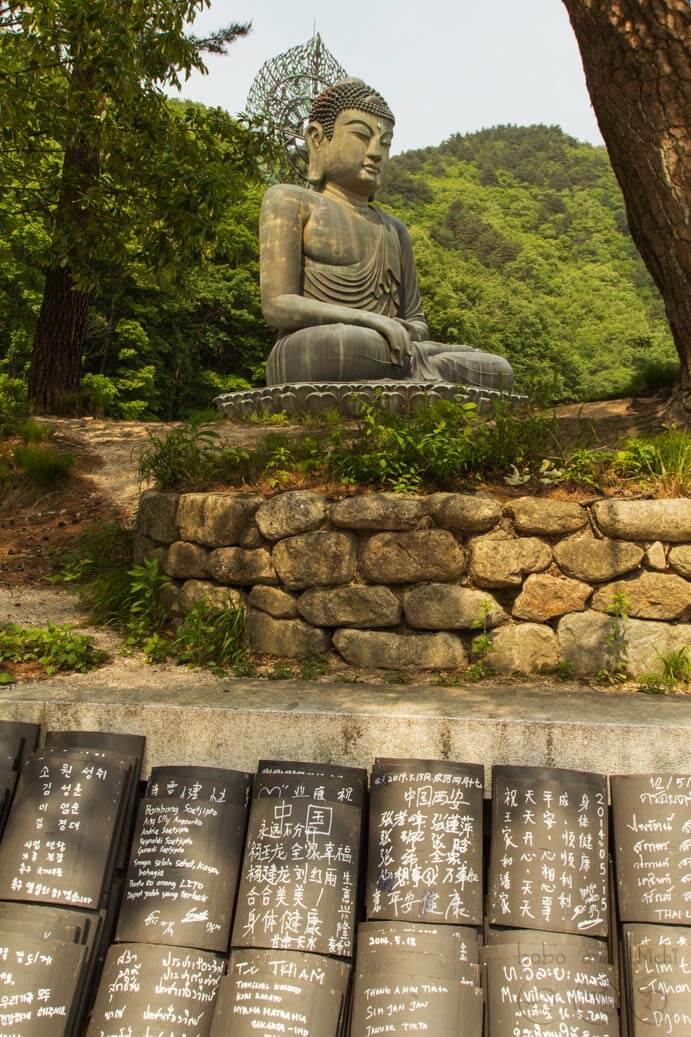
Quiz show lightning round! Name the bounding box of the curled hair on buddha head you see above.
[308,77,395,140]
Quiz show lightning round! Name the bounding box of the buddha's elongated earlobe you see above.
[305,121,326,188]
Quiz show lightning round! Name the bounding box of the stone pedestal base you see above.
[214,381,526,420]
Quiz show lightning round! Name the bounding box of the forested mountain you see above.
[0,117,676,419]
[378,125,676,401]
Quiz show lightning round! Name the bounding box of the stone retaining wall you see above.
[136,490,691,676]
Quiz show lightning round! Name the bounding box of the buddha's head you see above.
[305,78,395,200]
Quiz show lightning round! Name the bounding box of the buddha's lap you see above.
[265,324,513,387]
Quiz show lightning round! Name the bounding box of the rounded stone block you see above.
[554,535,643,583]
[333,629,467,670]
[591,572,691,621]
[486,623,560,675]
[645,541,667,571]
[592,498,691,543]
[247,586,299,619]
[468,537,551,588]
[557,610,691,677]
[504,497,587,536]
[669,545,691,579]
[512,573,592,622]
[137,490,179,543]
[297,586,401,628]
[403,584,506,630]
[247,611,331,657]
[133,534,168,569]
[272,531,358,590]
[178,580,242,614]
[360,530,465,584]
[255,491,328,540]
[164,541,210,580]
[176,492,261,547]
[209,547,277,586]
[432,494,502,534]
[330,494,424,531]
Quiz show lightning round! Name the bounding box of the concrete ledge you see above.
[1,679,690,787]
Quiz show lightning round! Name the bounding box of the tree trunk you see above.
[28,263,90,412]
[561,0,691,400]
[28,63,98,413]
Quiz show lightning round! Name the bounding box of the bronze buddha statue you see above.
[260,78,513,390]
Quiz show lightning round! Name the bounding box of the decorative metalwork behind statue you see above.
[246,33,347,180]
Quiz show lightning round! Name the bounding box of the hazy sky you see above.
[175,0,603,155]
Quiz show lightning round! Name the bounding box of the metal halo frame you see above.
[246,33,347,180]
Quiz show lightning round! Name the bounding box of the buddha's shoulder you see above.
[261,183,315,212]
[374,208,411,240]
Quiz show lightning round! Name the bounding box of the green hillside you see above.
[379,125,676,401]
[0,118,677,419]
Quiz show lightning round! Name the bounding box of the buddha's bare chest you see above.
[303,202,388,265]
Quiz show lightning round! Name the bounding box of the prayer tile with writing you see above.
[0,930,86,1036]
[232,779,363,958]
[483,942,619,1036]
[0,749,130,911]
[87,942,224,1037]
[612,773,691,925]
[366,758,484,925]
[209,948,350,1037]
[622,923,691,1037]
[116,780,250,952]
[488,765,609,937]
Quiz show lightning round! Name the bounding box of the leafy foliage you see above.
[0,623,107,676]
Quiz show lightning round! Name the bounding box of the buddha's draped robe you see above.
[265,206,513,389]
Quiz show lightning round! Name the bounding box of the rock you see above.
[132,534,167,568]
[272,532,358,590]
[645,541,667,571]
[255,491,328,540]
[239,524,264,548]
[591,572,691,621]
[669,545,691,579]
[333,629,467,670]
[330,494,424,531]
[176,492,261,547]
[158,582,181,617]
[504,497,587,536]
[512,573,592,621]
[468,537,551,588]
[247,611,331,657]
[557,611,691,677]
[361,530,465,584]
[554,534,643,583]
[297,586,401,628]
[247,586,298,619]
[593,499,691,543]
[178,580,242,614]
[164,541,210,580]
[485,623,560,674]
[137,490,179,543]
[403,584,506,630]
[209,547,277,585]
[432,494,502,534]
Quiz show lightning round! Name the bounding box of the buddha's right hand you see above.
[373,315,413,367]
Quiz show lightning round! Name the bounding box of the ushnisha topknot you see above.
[308,77,395,139]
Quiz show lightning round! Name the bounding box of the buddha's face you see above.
[308,108,394,199]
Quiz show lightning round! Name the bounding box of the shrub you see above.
[0,623,108,676]
[172,601,247,671]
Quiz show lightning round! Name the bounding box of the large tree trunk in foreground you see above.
[28,263,90,412]
[562,0,691,404]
